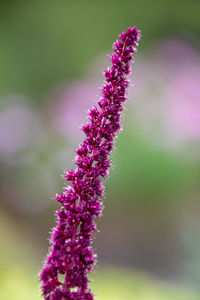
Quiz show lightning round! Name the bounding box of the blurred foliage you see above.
[1,265,200,300]
[91,268,200,300]
[2,211,199,300]
[0,0,200,99]
[109,131,200,209]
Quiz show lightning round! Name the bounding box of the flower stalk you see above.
[40,26,140,300]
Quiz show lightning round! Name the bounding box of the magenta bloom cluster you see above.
[40,26,140,300]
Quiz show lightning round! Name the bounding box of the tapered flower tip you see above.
[119,26,141,45]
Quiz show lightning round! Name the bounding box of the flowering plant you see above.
[40,26,140,300]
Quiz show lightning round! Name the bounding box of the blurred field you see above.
[1,266,200,300]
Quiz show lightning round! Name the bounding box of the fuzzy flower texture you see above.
[40,27,140,300]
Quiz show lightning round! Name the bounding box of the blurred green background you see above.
[0,1,200,299]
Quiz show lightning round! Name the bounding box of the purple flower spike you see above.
[40,26,140,300]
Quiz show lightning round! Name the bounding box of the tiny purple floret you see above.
[40,27,140,299]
